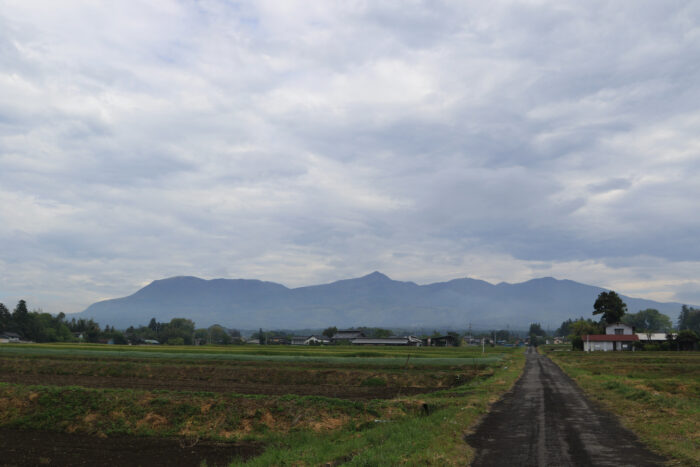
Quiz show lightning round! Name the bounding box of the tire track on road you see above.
[465,347,666,466]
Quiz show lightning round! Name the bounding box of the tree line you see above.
[0,300,241,345]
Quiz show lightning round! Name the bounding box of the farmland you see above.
[0,343,524,466]
[546,350,700,466]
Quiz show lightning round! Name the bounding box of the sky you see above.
[1,0,700,315]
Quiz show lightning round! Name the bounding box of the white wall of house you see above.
[605,323,634,335]
[583,340,634,351]
[636,333,669,342]
[305,336,328,345]
[584,341,614,351]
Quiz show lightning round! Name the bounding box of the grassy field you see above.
[0,343,525,465]
[0,343,503,366]
[546,349,700,466]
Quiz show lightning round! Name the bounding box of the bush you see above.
[571,336,583,350]
[361,377,387,387]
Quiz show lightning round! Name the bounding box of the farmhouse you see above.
[0,332,21,343]
[583,323,638,351]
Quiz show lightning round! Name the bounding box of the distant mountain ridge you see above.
[75,272,691,330]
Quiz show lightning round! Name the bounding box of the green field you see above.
[546,350,700,466]
[0,342,504,366]
[0,343,525,465]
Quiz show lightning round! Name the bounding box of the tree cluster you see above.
[678,305,700,333]
[1,300,245,346]
[124,318,196,345]
[528,322,547,346]
[622,308,672,333]
[0,301,73,342]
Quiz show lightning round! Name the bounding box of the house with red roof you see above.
[583,323,638,352]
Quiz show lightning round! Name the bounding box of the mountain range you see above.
[73,272,691,331]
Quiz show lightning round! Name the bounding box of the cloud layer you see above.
[1,1,700,314]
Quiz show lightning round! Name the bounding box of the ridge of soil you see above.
[0,427,263,467]
[0,372,432,399]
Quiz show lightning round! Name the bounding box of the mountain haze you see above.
[74,272,690,330]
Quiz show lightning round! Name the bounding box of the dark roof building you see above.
[425,335,459,347]
[267,336,290,345]
[332,330,366,342]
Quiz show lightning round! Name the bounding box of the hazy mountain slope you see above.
[75,272,690,330]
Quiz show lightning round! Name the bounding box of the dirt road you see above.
[465,347,667,466]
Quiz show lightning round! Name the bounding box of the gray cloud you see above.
[1,1,700,313]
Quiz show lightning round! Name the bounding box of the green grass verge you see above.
[547,351,700,466]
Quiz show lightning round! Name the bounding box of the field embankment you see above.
[546,350,700,466]
[0,343,525,466]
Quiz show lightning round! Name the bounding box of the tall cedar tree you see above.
[593,291,627,325]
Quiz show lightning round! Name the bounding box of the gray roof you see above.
[333,330,365,339]
[351,337,411,345]
[0,332,21,339]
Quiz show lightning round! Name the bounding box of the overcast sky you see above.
[1,1,700,314]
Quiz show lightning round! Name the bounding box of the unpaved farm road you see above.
[465,347,668,467]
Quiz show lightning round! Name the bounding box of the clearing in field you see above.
[0,343,524,466]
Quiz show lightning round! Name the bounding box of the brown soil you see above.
[0,355,468,399]
[0,372,432,399]
[0,427,262,467]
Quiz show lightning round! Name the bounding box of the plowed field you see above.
[0,344,503,466]
[0,353,480,399]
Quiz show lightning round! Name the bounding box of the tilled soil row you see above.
[0,372,433,399]
[0,427,262,467]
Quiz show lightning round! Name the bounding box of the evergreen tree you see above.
[0,303,10,332]
[678,305,700,333]
[12,300,30,337]
[593,291,627,325]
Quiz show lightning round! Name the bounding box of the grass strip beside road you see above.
[547,350,700,466]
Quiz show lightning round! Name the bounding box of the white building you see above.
[290,335,331,345]
[583,323,638,351]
